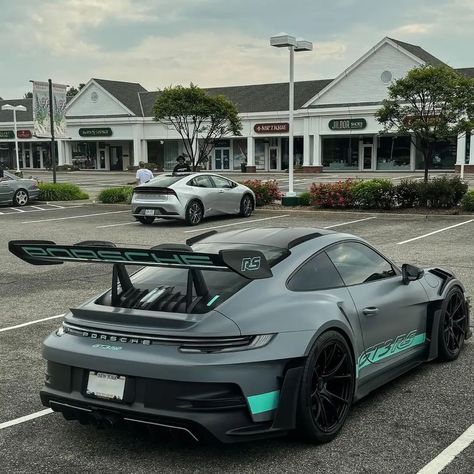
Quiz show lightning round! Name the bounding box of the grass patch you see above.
[97,186,134,204]
[38,183,89,201]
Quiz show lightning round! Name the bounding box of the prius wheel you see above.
[297,331,355,443]
[14,189,29,207]
[136,216,155,225]
[438,287,467,361]
[185,200,203,226]
[239,194,254,217]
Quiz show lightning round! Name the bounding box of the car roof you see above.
[196,227,336,249]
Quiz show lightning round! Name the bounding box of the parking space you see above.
[0,203,473,473]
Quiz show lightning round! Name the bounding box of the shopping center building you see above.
[1,37,473,173]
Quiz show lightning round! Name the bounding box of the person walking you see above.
[173,155,191,174]
[135,161,154,185]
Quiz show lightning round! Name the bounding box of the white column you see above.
[133,138,141,165]
[246,136,255,168]
[456,133,466,165]
[313,134,321,166]
[303,133,310,166]
[65,141,73,165]
[57,140,65,165]
[141,140,148,163]
[470,133,474,164]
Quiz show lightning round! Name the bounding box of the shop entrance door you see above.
[110,146,123,170]
[268,138,280,170]
[214,148,230,171]
[97,148,109,170]
[362,145,373,170]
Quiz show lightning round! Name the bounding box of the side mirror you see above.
[402,264,424,285]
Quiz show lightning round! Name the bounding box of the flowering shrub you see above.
[242,179,282,206]
[309,179,356,208]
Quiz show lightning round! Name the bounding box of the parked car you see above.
[9,228,471,443]
[131,173,255,225]
[0,170,39,206]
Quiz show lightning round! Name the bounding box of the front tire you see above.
[239,194,254,217]
[185,200,203,226]
[297,331,355,443]
[13,189,29,207]
[136,216,155,225]
[438,286,467,361]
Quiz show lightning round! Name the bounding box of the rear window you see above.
[103,243,289,314]
[146,175,186,187]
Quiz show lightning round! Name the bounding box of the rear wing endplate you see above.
[8,240,272,280]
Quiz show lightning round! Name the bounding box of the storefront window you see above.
[280,137,303,170]
[72,142,97,169]
[322,137,359,170]
[147,140,165,170]
[465,131,471,164]
[255,139,266,170]
[377,136,411,170]
[0,143,13,169]
[163,140,179,171]
[232,139,247,171]
[415,137,457,170]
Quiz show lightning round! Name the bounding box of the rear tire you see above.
[438,286,467,361]
[239,194,254,217]
[185,200,203,226]
[297,331,355,443]
[136,216,155,225]
[13,189,29,207]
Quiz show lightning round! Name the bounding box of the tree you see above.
[67,83,86,97]
[376,65,474,182]
[153,84,242,171]
[24,92,33,99]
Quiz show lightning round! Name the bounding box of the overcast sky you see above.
[1,0,473,98]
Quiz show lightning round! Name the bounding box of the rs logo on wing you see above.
[241,256,261,272]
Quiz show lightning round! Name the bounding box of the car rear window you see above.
[106,243,289,314]
[146,175,186,187]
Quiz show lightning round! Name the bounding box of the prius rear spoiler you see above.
[8,240,273,280]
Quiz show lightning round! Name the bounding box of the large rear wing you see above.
[8,240,272,280]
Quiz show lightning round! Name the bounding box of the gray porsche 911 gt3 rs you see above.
[9,228,471,443]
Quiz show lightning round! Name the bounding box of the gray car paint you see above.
[0,170,39,205]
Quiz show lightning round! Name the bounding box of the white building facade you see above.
[1,37,472,173]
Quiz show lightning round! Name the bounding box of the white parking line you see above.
[184,214,290,233]
[397,220,474,245]
[9,207,25,212]
[0,314,64,333]
[324,216,376,229]
[0,409,53,431]
[0,205,84,217]
[97,221,139,229]
[417,423,474,473]
[21,210,129,224]
[391,175,419,180]
[45,203,64,208]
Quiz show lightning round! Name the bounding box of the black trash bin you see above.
[241,163,246,172]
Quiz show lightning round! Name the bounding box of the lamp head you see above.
[295,39,313,52]
[270,33,297,48]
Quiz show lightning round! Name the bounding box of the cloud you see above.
[392,24,433,35]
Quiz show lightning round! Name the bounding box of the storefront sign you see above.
[254,123,289,134]
[79,128,113,137]
[17,130,32,139]
[214,139,230,148]
[329,119,367,131]
[0,130,14,139]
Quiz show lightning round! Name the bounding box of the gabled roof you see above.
[0,98,33,122]
[139,79,333,117]
[456,67,474,78]
[93,78,147,116]
[387,38,447,67]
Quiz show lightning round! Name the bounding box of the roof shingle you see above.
[388,38,447,67]
[93,78,147,116]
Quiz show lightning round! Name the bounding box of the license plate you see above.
[144,209,155,216]
[86,371,125,401]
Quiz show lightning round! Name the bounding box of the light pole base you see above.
[281,195,300,206]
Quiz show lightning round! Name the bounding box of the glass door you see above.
[214,148,230,171]
[363,145,373,170]
[268,138,280,170]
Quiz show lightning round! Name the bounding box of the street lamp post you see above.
[1,104,27,174]
[270,33,312,204]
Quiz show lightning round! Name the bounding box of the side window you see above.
[288,251,344,291]
[211,176,232,188]
[188,175,214,188]
[326,242,396,286]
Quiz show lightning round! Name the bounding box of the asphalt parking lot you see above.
[0,203,473,473]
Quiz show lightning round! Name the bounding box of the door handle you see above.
[362,307,379,316]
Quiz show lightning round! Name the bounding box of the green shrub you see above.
[38,183,89,201]
[352,179,395,209]
[241,179,282,206]
[395,179,424,208]
[97,186,134,204]
[309,179,356,208]
[298,191,311,206]
[461,190,474,212]
[421,175,468,208]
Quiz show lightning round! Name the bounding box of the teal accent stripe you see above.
[357,332,426,376]
[247,390,280,414]
[206,295,220,307]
